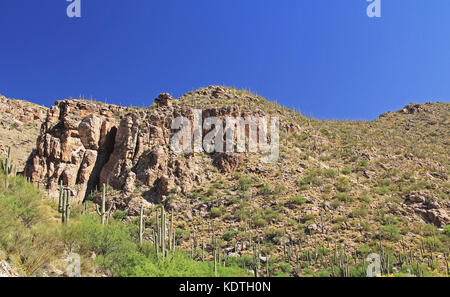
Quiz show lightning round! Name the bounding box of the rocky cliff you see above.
[24,87,270,208]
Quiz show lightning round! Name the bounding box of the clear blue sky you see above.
[0,0,449,120]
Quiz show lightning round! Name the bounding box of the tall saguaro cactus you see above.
[138,205,145,247]
[253,242,260,277]
[96,184,114,225]
[58,182,71,224]
[160,206,166,259]
[152,205,176,260]
[1,147,16,188]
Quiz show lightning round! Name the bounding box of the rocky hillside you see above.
[1,87,449,275]
[0,95,47,171]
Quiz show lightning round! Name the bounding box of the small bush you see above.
[324,169,337,178]
[444,225,450,237]
[342,167,351,175]
[380,225,402,241]
[113,210,128,221]
[210,207,223,218]
[238,177,252,191]
[289,195,307,205]
[336,177,350,192]
[260,184,272,195]
[223,230,238,241]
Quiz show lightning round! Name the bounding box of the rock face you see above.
[213,153,244,173]
[404,192,450,227]
[0,95,47,170]
[400,103,423,115]
[25,88,267,208]
[25,100,124,204]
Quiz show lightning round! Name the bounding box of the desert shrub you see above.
[376,214,399,226]
[444,225,450,237]
[335,192,354,203]
[252,215,267,227]
[260,184,272,195]
[264,208,280,221]
[77,217,138,275]
[277,262,292,273]
[351,206,368,218]
[264,228,284,244]
[210,207,223,218]
[238,177,252,191]
[324,169,337,178]
[175,229,190,244]
[113,210,128,221]
[289,195,307,205]
[206,187,216,196]
[361,196,371,203]
[380,225,402,241]
[342,167,351,175]
[336,177,350,192]
[357,244,371,256]
[374,186,390,195]
[273,184,286,195]
[222,230,238,241]
[0,175,61,276]
[302,214,316,224]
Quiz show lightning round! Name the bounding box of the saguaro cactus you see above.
[160,206,166,259]
[1,147,16,188]
[96,184,114,225]
[58,183,71,224]
[253,242,260,277]
[138,205,145,247]
[152,205,176,259]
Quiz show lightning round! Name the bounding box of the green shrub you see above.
[380,225,402,241]
[223,230,238,241]
[357,244,371,256]
[335,192,354,203]
[351,206,368,218]
[289,195,307,205]
[260,184,272,195]
[210,207,223,218]
[336,177,350,192]
[0,175,60,276]
[444,225,450,237]
[324,169,337,178]
[252,215,267,227]
[264,228,284,244]
[342,167,351,175]
[113,210,128,221]
[238,177,252,191]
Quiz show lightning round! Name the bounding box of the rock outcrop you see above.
[0,95,47,170]
[403,192,450,227]
[25,87,271,209]
[25,100,125,204]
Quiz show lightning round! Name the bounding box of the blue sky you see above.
[0,0,449,120]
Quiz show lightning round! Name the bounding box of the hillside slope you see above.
[1,87,448,276]
[0,95,47,171]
